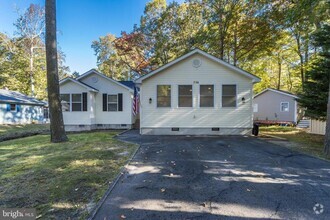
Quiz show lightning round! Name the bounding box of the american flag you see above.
[133,86,139,115]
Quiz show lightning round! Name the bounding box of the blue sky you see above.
[0,0,183,74]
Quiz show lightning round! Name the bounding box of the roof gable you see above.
[0,89,45,105]
[76,69,133,92]
[135,49,261,83]
[59,78,99,92]
[254,88,298,99]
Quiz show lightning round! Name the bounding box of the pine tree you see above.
[45,0,68,143]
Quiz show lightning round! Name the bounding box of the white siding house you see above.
[135,49,260,135]
[59,69,135,131]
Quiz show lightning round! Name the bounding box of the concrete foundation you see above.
[140,127,252,135]
[65,124,132,132]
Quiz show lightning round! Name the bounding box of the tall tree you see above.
[1,4,69,100]
[14,4,45,97]
[45,0,68,143]
[92,34,132,79]
[298,24,329,155]
[315,25,330,156]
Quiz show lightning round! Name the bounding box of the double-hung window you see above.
[178,85,192,107]
[222,85,237,107]
[60,94,70,112]
[10,104,17,112]
[280,102,289,112]
[200,85,214,107]
[157,85,171,107]
[108,95,118,111]
[71,94,82,111]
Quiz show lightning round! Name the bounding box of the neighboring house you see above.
[0,89,46,124]
[135,49,261,135]
[59,69,135,131]
[253,88,299,124]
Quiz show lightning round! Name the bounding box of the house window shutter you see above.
[118,93,123,111]
[17,105,21,112]
[82,93,87,111]
[102,93,108,111]
[6,104,10,111]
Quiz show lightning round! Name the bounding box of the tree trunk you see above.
[277,57,281,90]
[30,47,35,97]
[324,79,330,156]
[299,54,304,84]
[287,66,293,91]
[233,21,238,66]
[295,35,305,90]
[218,1,224,60]
[45,0,68,143]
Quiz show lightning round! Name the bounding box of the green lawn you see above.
[0,124,49,136]
[260,126,328,160]
[0,131,138,219]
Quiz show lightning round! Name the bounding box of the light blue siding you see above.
[0,103,44,124]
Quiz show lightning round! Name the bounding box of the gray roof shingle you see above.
[0,89,46,106]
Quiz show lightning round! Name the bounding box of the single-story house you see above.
[135,48,261,135]
[59,69,136,131]
[0,89,46,124]
[253,88,299,124]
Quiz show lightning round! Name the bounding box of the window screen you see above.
[10,104,16,112]
[179,85,193,107]
[71,94,82,111]
[200,85,214,107]
[157,85,171,107]
[60,94,70,111]
[108,94,118,111]
[281,102,289,112]
[222,85,236,107]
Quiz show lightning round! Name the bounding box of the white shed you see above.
[59,69,135,131]
[135,49,260,135]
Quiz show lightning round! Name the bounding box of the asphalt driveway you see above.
[93,130,330,219]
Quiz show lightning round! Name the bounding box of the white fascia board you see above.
[59,78,98,92]
[135,49,261,83]
[77,69,134,93]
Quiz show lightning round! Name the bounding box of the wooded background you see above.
[0,0,329,110]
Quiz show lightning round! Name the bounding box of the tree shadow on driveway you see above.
[93,130,330,220]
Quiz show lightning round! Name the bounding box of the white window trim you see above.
[199,84,215,108]
[221,84,237,108]
[280,102,289,112]
[178,84,193,108]
[108,94,118,112]
[156,85,172,108]
[71,93,82,112]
